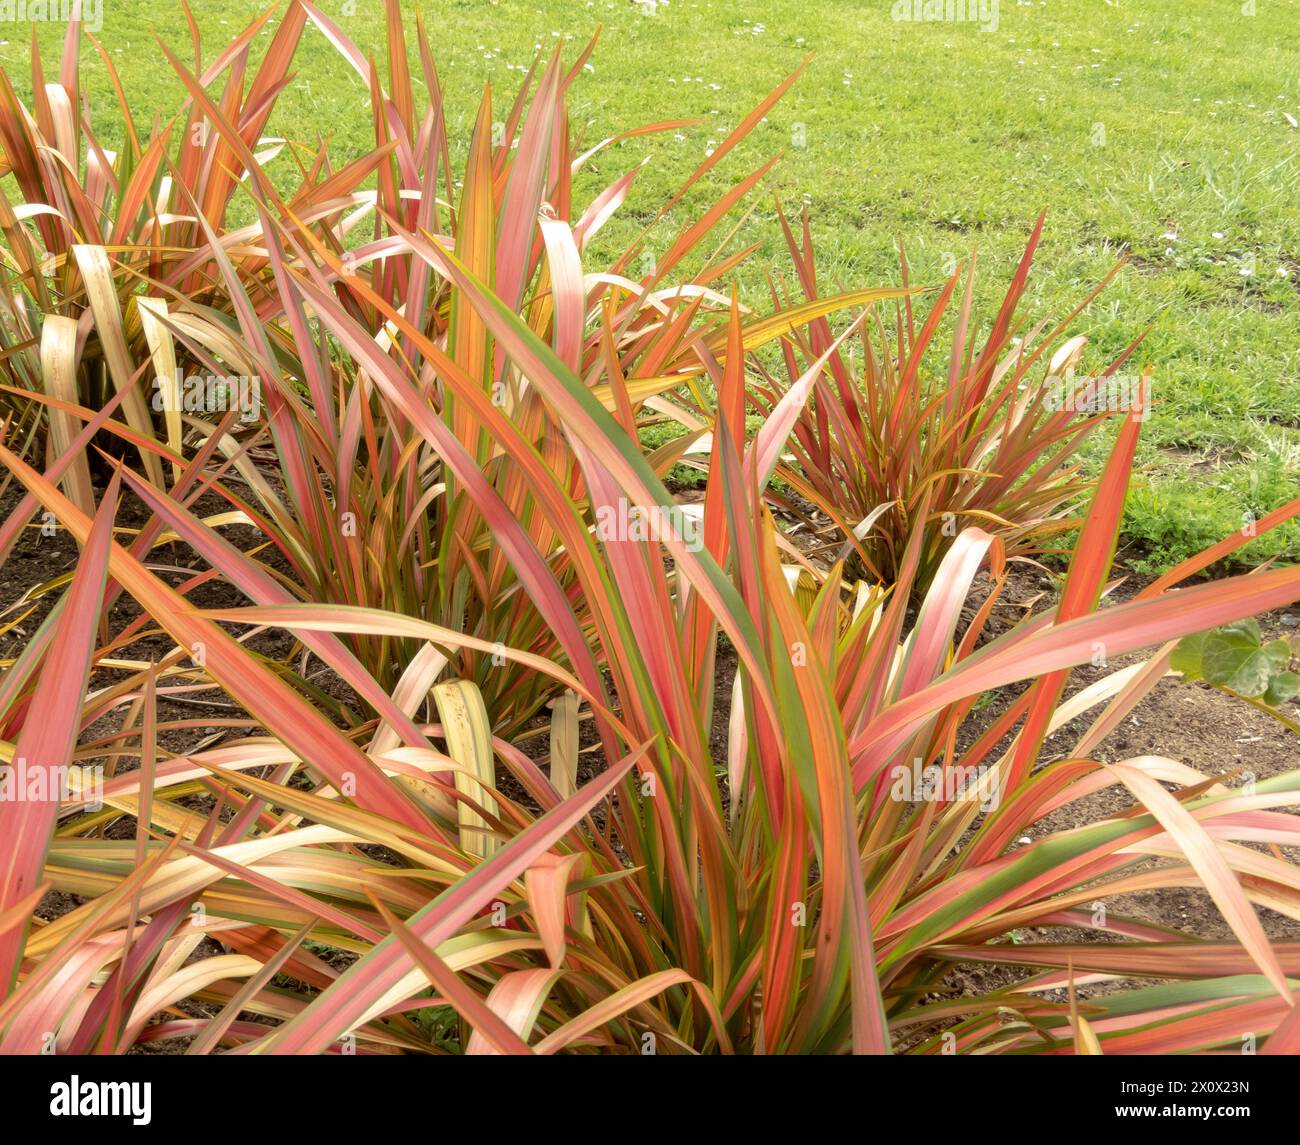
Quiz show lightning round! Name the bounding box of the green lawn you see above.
[3,0,1298,569]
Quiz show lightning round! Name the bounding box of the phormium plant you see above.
[1,2,1299,1056]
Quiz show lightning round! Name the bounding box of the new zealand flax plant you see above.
[3,2,1300,1056]
[748,203,1144,594]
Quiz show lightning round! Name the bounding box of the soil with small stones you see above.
[939,565,1300,1007]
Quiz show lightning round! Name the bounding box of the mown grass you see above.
[3,0,1297,569]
